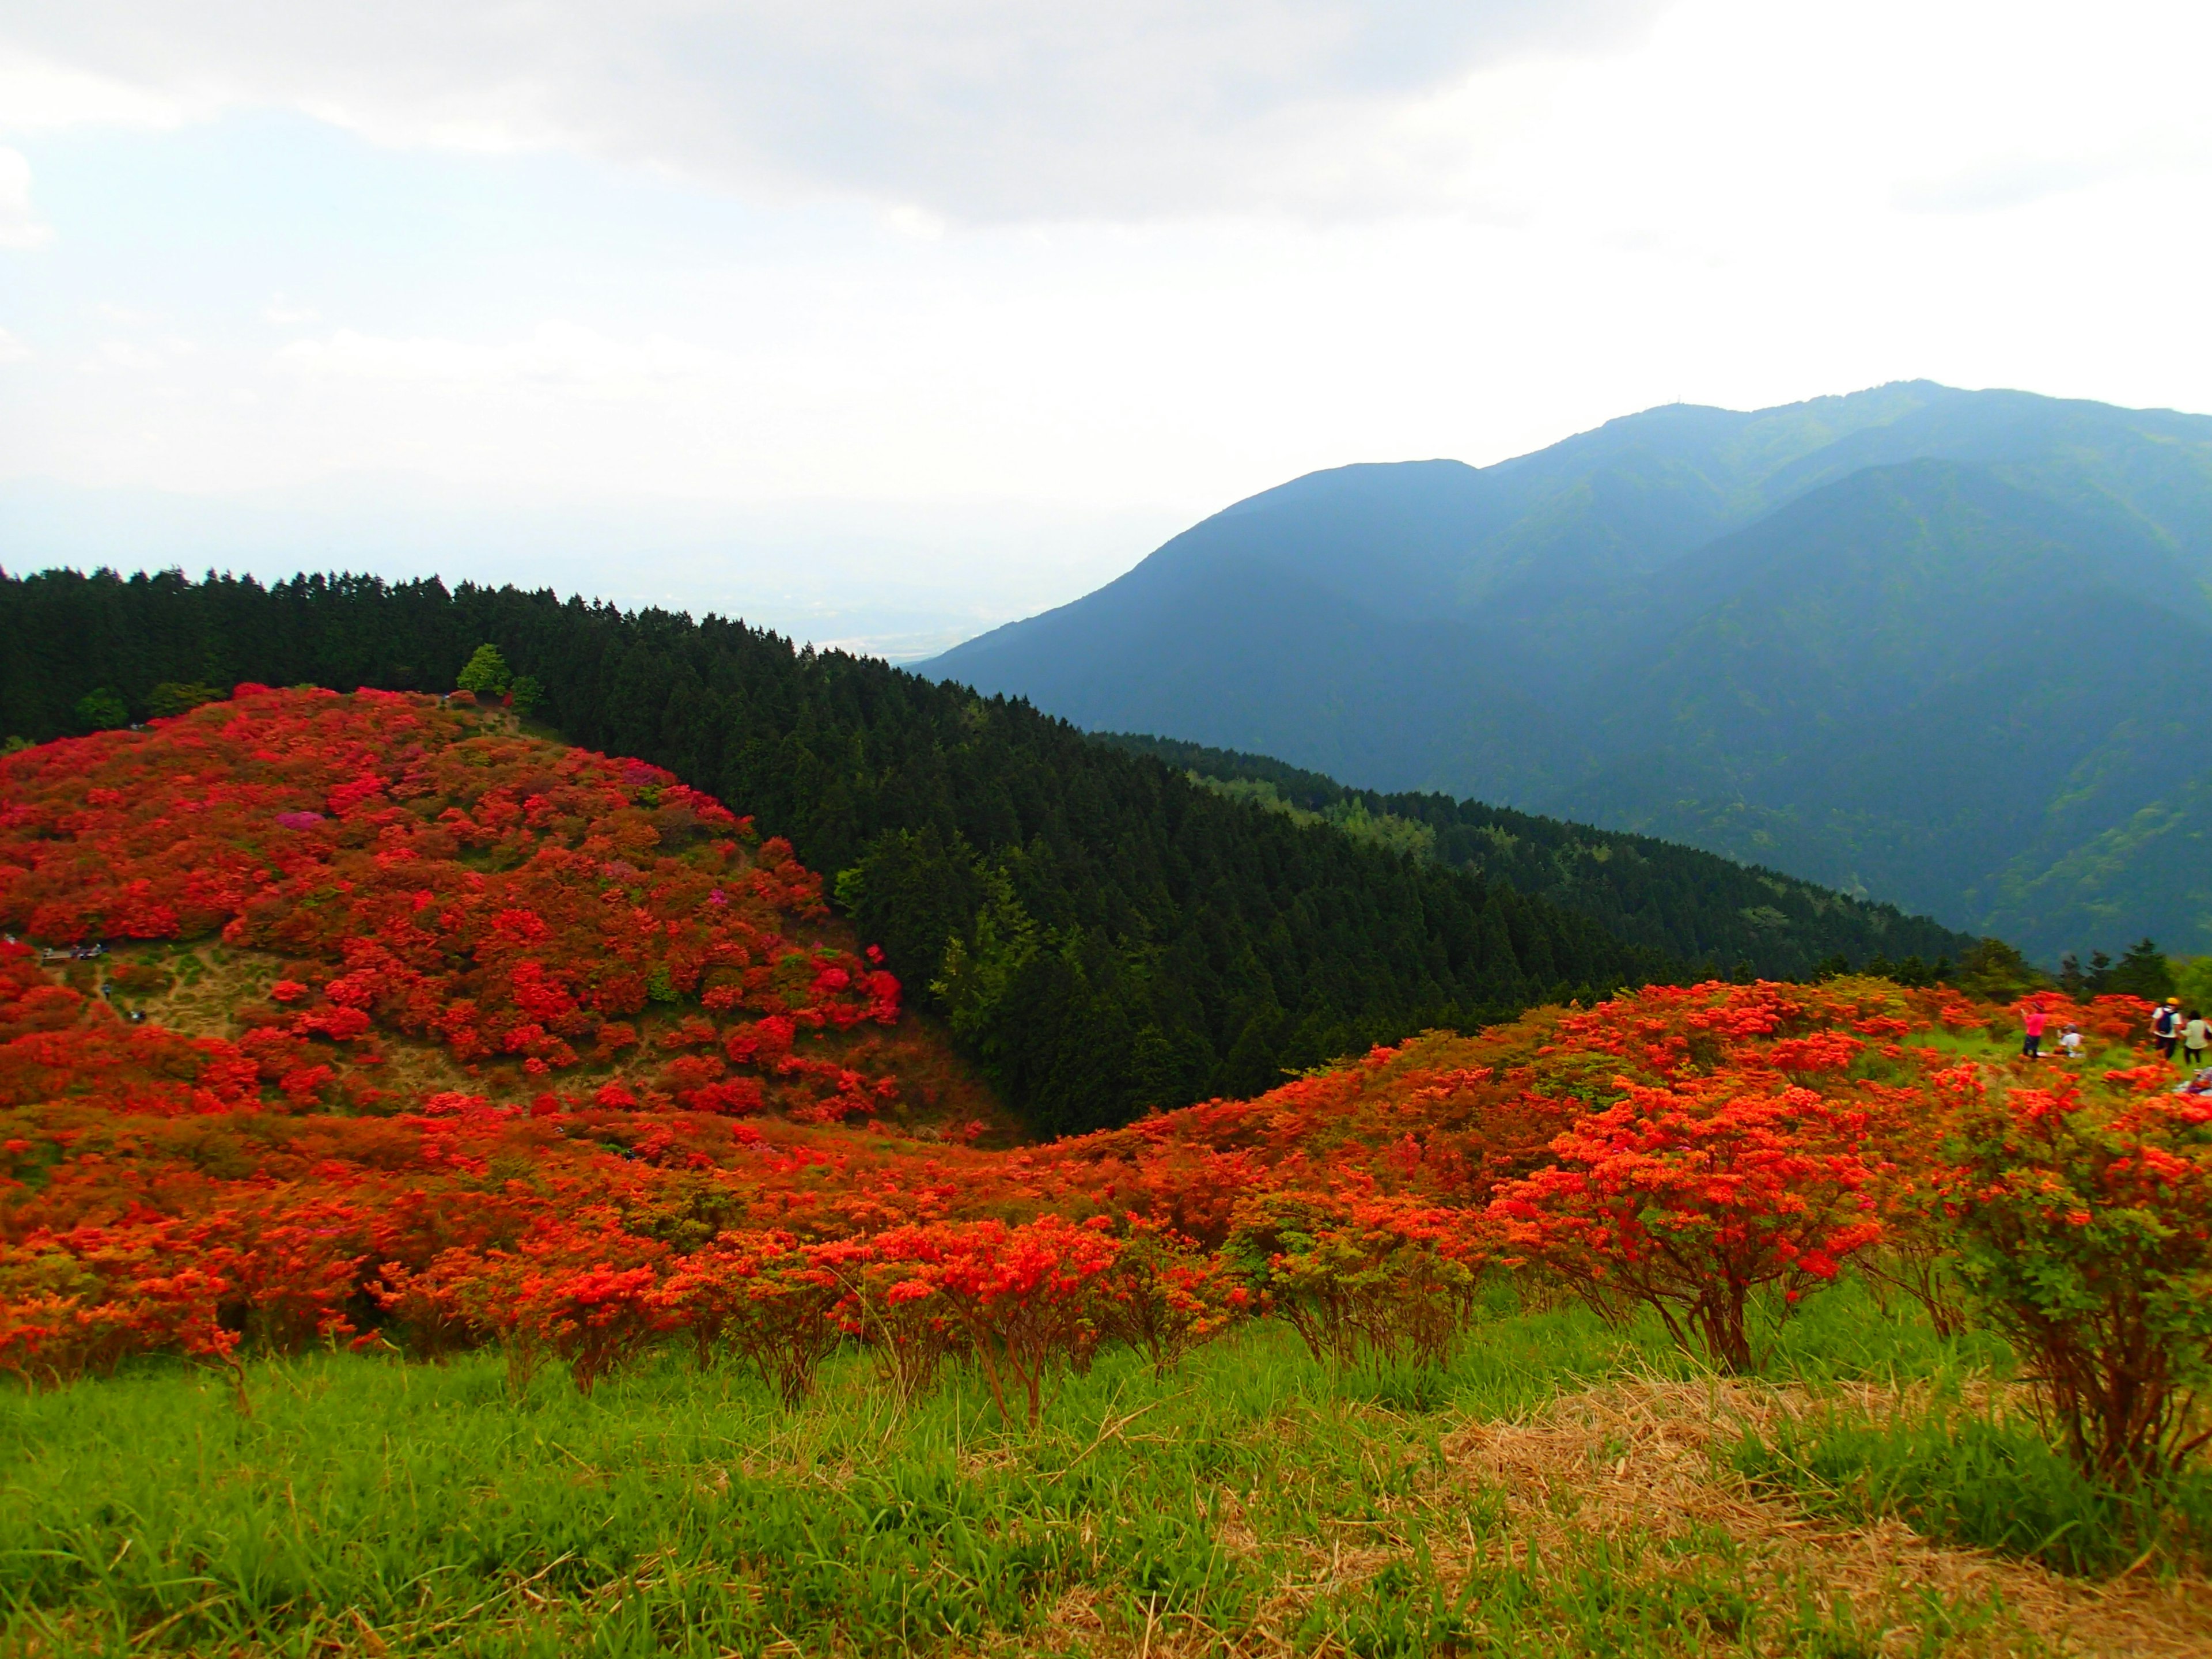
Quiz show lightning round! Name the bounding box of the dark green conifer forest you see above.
[1099,734,1975,981]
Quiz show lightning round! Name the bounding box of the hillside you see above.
[0,688,987,1134]
[1097,733,1976,978]
[6,837,2207,1655]
[926,384,2212,959]
[0,604,1672,1132]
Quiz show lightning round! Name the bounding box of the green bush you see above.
[144,681,224,719]
[73,687,128,732]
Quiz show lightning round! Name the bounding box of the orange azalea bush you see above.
[1488,1075,1892,1371]
[1227,1189,1488,1370]
[1946,1066,2212,1484]
[0,689,902,1119]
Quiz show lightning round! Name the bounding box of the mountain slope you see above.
[926,384,2212,957]
[1560,460,2212,931]
[1095,733,1978,977]
[0,687,991,1130]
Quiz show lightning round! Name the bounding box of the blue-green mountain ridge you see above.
[927,382,2212,959]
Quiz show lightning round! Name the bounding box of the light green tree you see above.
[2173,956,2212,1012]
[455,645,512,696]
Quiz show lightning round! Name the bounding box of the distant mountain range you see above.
[927,383,2212,959]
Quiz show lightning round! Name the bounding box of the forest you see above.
[1099,733,1976,980]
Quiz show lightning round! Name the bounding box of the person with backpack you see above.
[2020,1003,2048,1060]
[2152,999,2181,1060]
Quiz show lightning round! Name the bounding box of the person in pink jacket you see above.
[2020,1004,2049,1060]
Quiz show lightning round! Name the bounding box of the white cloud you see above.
[87,339,158,370]
[0,1,1663,221]
[4,0,2211,616]
[77,335,198,373]
[276,322,715,392]
[0,327,31,362]
[0,147,52,247]
[0,44,196,131]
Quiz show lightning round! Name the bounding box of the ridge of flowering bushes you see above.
[0,687,902,1121]
[5,967,2173,1407]
[4,701,2203,1476]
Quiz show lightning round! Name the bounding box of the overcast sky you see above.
[2,0,2207,656]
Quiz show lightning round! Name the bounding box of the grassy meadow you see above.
[5,1283,2209,1658]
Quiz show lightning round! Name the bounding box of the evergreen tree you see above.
[1953,937,2044,1002]
[2103,938,2176,1001]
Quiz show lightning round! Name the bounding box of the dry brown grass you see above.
[983,1376,2211,1659]
[1431,1377,2212,1658]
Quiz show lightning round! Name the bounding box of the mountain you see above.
[926,384,2212,957]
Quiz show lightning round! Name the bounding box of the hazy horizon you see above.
[5,1,2210,655]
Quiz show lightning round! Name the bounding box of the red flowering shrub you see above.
[868,1217,1121,1426]
[1946,1069,2212,1485]
[4,697,2196,1453]
[1093,1217,1243,1378]
[1489,1075,1893,1371]
[653,1230,846,1404]
[0,690,902,1113]
[1228,1191,1487,1370]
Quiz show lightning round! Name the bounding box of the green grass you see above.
[1728,1384,2212,1578]
[0,1285,2185,1657]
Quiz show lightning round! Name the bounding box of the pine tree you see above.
[2103,938,2175,1001]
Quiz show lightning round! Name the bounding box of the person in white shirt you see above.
[2152,999,2181,1061]
[2058,1025,2084,1060]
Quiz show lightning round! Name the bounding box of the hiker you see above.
[2175,1066,2212,1098]
[2058,1024,2084,1060]
[2186,1010,2211,1071]
[2020,1003,2049,1060]
[2153,999,2181,1060]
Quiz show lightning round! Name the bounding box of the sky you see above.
[2,0,2209,658]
